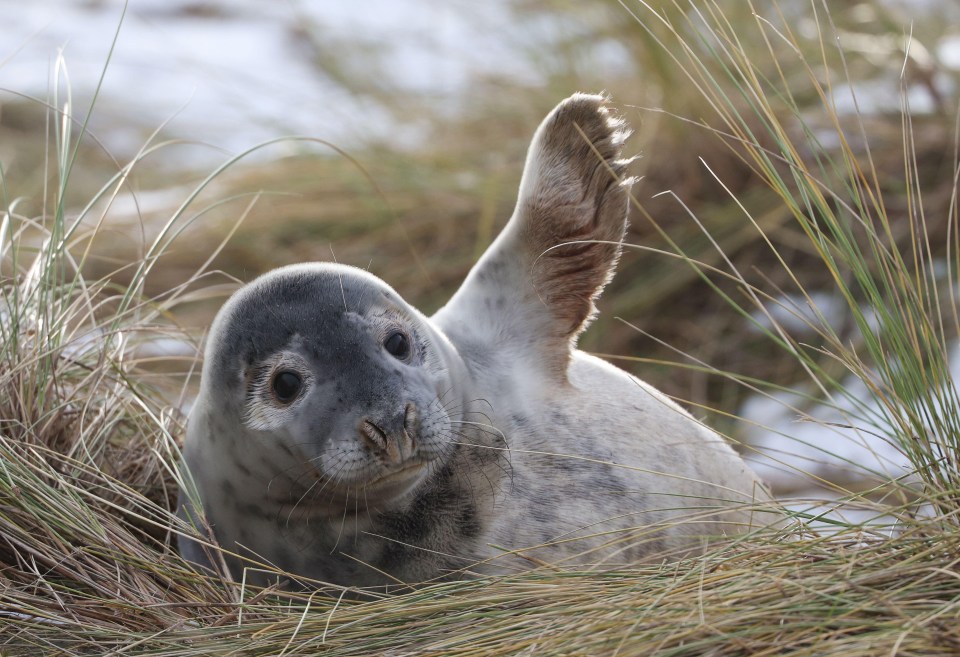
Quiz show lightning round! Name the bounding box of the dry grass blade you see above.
[5,534,960,655]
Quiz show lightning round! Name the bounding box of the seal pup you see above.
[178,93,774,589]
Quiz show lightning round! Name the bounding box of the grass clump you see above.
[622,0,960,514]
[2,1,960,655]
[0,61,239,646]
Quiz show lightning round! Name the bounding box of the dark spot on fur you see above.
[220,480,236,499]
[551,451,593,475]
[510,413,530,431]
[384,488,437,544]
[271,541,295,566]
[456,502,480,538]
[549,410,571,427]
[531,503,557,525]
[636,535,665,560]
[481,296,507,312]
[479,258,505,281]
[554,457,576,474]
[236,502,276,521]
[377,544,401,572]
[596,475,627,494]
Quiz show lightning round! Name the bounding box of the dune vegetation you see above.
[2,1,960,654]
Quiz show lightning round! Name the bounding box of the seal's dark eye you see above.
[384,331,410,360]
[272,371,302,403]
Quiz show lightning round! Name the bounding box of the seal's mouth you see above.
[375,460,424,481]
[363,460,428,495]
[272,460,428,517]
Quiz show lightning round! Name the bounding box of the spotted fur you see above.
[178,94,777,591]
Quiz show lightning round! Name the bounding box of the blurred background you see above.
[2,0,960,503]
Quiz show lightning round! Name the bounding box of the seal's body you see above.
[178,94,772,588]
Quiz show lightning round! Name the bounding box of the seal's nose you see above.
[359,403,418,465]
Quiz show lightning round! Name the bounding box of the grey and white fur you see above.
[178,93,776,589]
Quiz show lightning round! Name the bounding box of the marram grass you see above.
[622,0,960,510]
[5,534,960,656]
[3,0,960,655]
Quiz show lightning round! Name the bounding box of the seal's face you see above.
[201,263,459,510]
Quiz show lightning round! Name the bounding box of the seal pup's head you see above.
[191,263,465,513]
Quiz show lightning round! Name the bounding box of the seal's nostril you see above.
[403,402,418,431]
[360,420,388,451]
[361,409,418,464]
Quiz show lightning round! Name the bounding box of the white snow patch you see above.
[104,186,194,219]
[740,379,914,494]
[0,0,610,160]
[939,34,960,70]
[741,341,960,504]
[134,336,197,359]
[748,291,851,336]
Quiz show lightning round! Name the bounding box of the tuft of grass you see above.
[0,51,239,645]
[614,0,960,518]
[5,533,960,654]
[2,1,960,655]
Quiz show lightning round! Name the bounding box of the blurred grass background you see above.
[7,1,952,427]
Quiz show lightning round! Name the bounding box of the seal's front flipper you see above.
[435,94,633,380]
[516,94,633,340]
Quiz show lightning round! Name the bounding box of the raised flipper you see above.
[434,93,633,380]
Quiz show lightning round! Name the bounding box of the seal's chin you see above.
[362,461,429,500]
